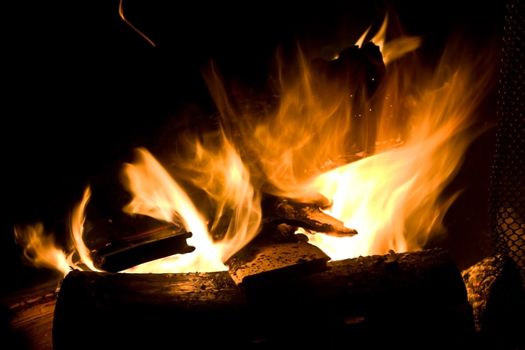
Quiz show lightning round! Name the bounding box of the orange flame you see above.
[204,41,493,261]
[68,187,100,271]
[13,187,100,275]
[175,132,262,262]
[121,134,261,271]
[304,51,492,259]
[121,148,226,272]
[14,223,70,276]
[307,72,474,258]
[14,18,494,275]
[370,14,389,53]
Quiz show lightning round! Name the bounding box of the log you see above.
[262,196,357,237]
[87,215,195,272]
[53,249,474,349]
[2,279,60,350]
[92,229,194,273]
[226,240,329,285]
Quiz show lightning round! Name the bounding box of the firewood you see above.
[3,279,59,350]
[87,215,195,272]
[225,239,329,285]
[53,249,473,349]
[92,229,195,272]
[262,196,357,237]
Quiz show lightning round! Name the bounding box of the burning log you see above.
[226,239,330,285]
[92,229,194,272]
[53,249,473,348]
[87,215,195,272]
[262,195,357,237]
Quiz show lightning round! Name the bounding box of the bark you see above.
[53,249,473,349]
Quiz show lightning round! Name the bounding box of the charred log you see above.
[92,229,194,273]
[87,215,194,272]
[262,195,357,237]
[53,249,473,349]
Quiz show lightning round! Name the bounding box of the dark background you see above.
[1,0,505,298]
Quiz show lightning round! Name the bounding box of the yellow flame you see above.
[121,148,225,272]
[69,186,100,271]
[13,187,101,275]
[206,56,351,203]
[382,36,422,65]
[370,14,389,54]
[355,25,371,48]
[204,40,493,261]
[355,13,420,65]
[15,20,494,276]
[176,132,262,261]
[14,223,70,276]
[303,53,492,259]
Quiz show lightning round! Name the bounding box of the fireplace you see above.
[2,0,524,349]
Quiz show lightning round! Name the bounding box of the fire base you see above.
[53,249,473,349]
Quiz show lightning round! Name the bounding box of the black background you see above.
[1,0,505,297]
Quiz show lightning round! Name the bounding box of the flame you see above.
[359,13,421,65]
[175,132,262,261]
[14,223,70,276]
[382,36,422,65]
[15,15,494,275]
[303,52,492,259]
[122,135,261,271]
[370,14,389,53]
[206,56,351,202]
[354,25,371,48]
[68,186,100,271]
[13,187,100,275]
[204,39,493,261]
[121,148,225,272]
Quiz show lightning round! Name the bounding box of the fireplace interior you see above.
[1,0,524,349]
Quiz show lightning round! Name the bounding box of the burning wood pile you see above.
[10,11,512,349]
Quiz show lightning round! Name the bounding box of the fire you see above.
[14,15,494,275]
[307,70,476,258]
[121,147,226,272]
[121,132,261,272]
[13,187,101,275]
[69,187,100,271]
[204,29,493,261]
[172,132,261,262]
[14,223,70,276]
